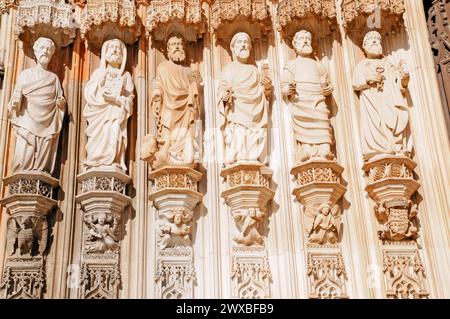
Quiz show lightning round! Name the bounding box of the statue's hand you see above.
[321,84,334,97]
[287,82,296,97]
[261,76,272,91]
[56,97,66,109]
[103,92,119,105]
[367,73,384,84]
[222,87,233,103]
[152,88,162,103]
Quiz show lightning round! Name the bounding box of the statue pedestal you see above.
[149,166,203,299]
[76,167,131,299]
[221,162,274,299]
[363,156,421,241]
[363,155,428,298]
[0,171,59,299]
[291,160,348,299]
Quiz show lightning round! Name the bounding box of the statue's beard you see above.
[296,45,313,56]
[106,54,122,67]
[366,44,382,56]
[169,49,186,63]
[236,49,250,60]
[37,54,50,65]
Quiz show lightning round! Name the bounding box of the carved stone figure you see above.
[83,38,134,171]
[143,34,201,168]
[353,31,412,162]
[8,37,65,174]
[84,212,120,253]
[232,208,266,246]
[281,30,335,162]
[218,32,272,165]
[158,208,193,250]
[305,204,341,245]
[6,215,48,256]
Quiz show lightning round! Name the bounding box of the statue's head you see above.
[320,204,331,216]
[230,32,252,62]
[363,31,383,57]
[101,38,127,73]
[97,212,107,225]
[33,37,55,68]
[167,34,186,63]
[293,30,313,57]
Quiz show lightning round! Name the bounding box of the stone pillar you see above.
[291,160,348,298]
[76,167,131,299]
[0,171,59,299]
[148,166,203,299]
[363,156,429,298]
[221,163,274,299]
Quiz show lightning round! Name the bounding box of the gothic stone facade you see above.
[0,0,448,299]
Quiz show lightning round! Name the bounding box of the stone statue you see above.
[83,39,134,171]
[143,34,201,168]
[281,30,335,162]
[158,208,192,249]
[84,212,120,253]
[8,37,65,174]
[353,31,412,162]
[305,204,341,245]
[218,32,272,165]
[232,208,266,246]
[6,216,48,256]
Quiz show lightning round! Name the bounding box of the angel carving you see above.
[84,212,120,253]
[158,208,193,250]
[6,215,48,256]
[304,203,341,245]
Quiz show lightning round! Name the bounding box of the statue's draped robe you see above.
[281,57,333,151]
[154,61,198,165]
[83,68,134,171]
[218,61,268,164]
[10,67,64,173]
[353,58,411,161]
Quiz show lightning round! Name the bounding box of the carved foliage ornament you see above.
[210,0,270,31]
[276,0,336,32]
[145,0,203,32]
[341,0,405,28]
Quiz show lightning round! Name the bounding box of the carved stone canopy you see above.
[145,0,206,42]
[13,0,76,48]
[0,0,17,14]
[210,0,271,40]
[76,0,141,47]
[341,0,406,30]
[276,0,337,37]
